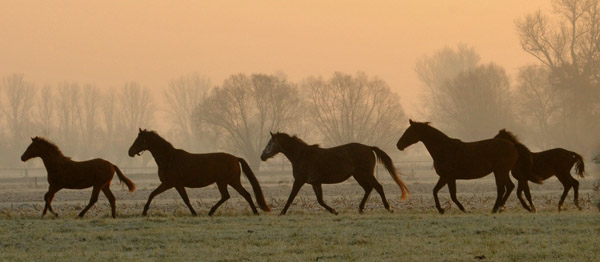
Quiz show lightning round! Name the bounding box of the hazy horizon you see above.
[1,0,550,118]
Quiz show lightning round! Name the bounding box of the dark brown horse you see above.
[21,137,136,218]
[260,132,409,215]
[396,120,528,214]
[494,129,585,212]
[128,129,270,216]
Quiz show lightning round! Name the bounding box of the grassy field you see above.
[0,169,598,261]
[0,211,598,262]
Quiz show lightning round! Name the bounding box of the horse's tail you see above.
[238,158,270,212]
[514,143,539,184]
[371,147,410,201]
[571,152,585,178]
[113,164,136,192]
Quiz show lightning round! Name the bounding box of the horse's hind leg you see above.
[208,182,230,216]
[557,175,573,212]
[447,179,466,213]
[79,186,101,218]
[370,179,392,212]
[42,187,59,218]
[281,180,304,215]
[102,187,117,218]
[311,183,337,215]
[522,182,536,212]
[230,181,259,215]
[571,177,582,210]
[516,181,532,212]
[500,178,515,209]
[355,178,373,213]
[143,183,172,216]
[175,186,197,216]
[433,177,448,214]
[491,173,508,213]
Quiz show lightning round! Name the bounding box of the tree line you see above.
[1,0,598,169]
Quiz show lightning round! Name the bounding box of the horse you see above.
[128,129,270,216]
[260,132,409,215]
[494,129,585,212]
[396,120,529,214]
[21,137,136,218]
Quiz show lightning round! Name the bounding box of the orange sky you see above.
[0,0,551,116]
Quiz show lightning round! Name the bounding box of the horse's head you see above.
[21,137,46,161]
[397,119,429,150]
[128,128,151,157]
[260,132,282,161]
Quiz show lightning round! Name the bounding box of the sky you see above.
[0,0,552,117]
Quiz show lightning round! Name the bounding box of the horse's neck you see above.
[40,154,69,173]
[281,140,309,163]
[148,143,176,167]
[420,128,457,160]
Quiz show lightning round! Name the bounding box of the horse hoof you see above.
[358,210,364,214]
[438,209,445,214]
[388,209,394,214]
[278,212,287,216]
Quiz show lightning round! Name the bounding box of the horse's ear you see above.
[31,137,34,141]
[500,128,506,132]
[139,128,142,133]
[409,119,414,125]
[270,131,274,137]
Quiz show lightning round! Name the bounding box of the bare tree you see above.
[56,82,82,154]
[303,72,405,147]
[119,82,156,134]
[1,74,37,140]
[437,64,514,140]
[197,73,300,168]
[415,44,480,127]
[515,65,560,147]
[36,85,55,137]
[164,74,210,150]
[516,0,600,149]
[78,84,102,158]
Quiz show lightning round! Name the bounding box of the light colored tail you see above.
[372,147,410,201]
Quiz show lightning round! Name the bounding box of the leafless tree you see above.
[36,85,55,137]
[164,74,211,150]
[78,84,101,158]
[516,0,600,150]
[303,72,405,148]
[56,82,81,154]
[437,64,514,140]
[119,82,156,134]
[1,74,37,140]
[197,73,300,168]
[415,44,480,127]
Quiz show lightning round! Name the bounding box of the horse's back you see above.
[165,150,241,187]
[54,158,114,189]
[301,143,377,184]
[532,148,579,177]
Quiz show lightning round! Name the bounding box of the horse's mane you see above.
[142,130,175,150]
[495,129,520,144]
[274,132,319,148]
[33,137,70,159]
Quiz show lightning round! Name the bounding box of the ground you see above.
[0,167,598,261]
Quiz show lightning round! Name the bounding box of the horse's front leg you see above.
[42,187,60,218]
[447,179,466,213]
[311,183,337,215]
[280,180,304,215]
[433,177,448,214]
[516,181,532,212]
[143,183,172,216]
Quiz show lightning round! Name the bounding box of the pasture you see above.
[0,165,599,261]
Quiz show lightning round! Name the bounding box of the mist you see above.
[1,0,599,171]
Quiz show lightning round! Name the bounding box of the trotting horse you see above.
[128,129,270,216]
[260,132,409,215]
[21,137,136,218]
[396,120,529,214]
[494,129,585,212]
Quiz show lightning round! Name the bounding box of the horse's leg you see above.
[516,181,532,212]
[230,181,259,215]
[447,179,466,213]
[355,178,373,214]
[491,173,507,213]
[370,179,392,212]
[571,177,581,210]
[280,180,304,215]
[311,183,337,215]
[101,187,117,218]
[433,177,448,214]
[143,183,172,216]
[208,182,230,216]
[78,186,101,218]
[557,175,572,212]
[42,187,59,218]
[174,186,197,216]
[522,182,536,213]
[499,177,515,208]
